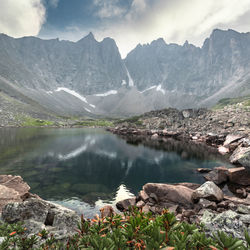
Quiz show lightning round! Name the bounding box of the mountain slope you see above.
[0,29,250,118]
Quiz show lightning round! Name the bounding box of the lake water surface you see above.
[0,128,232,217]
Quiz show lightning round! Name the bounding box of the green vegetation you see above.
[73,119,114,127]
[213,95,250,110]
[116,115,144,126]
[1,207,249,249]
[16,115,55,127]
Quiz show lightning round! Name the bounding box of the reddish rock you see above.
[143,183,194,208]
[0,175,30,195]
[228,167,250,186]
[204,166,228,185]
[224,195,250,206]
[230,146,250,171]
[136,201,145,208]
[138,190,149,202]
[173,182,201,190]
[142,204,150,213]
[0,175,30,212]
[218,146,229,155]
[223,134,244,146]
[151,133,159,139]
[0,185,22,211]
[100,206,115,218]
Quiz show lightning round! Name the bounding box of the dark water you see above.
[0,128,232,217]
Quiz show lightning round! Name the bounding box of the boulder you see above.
[0,175,30,194]
[151,133,159,139]
[0,175,31,211]
[237,204,250,214]
[143,183,194,208]
[192,181,224,202]
[136,201,145,208]
[197,198,217,210]
[100,205,115,218]
[203,166,228,185]
[230,146,250,171]
[2,197,79,234]
[218,146,229,155]
[228,167,250,186]
[200,210,249,241]
[173,182,201,190]
[223,134,244,146]
[224,195,250,206]
[0,185,22,211]
[138,190,149,202]
[116,197,136,211]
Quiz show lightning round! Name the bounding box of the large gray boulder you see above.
[2,197,79,235]
[200,210,250,241]
[192,181,224,202]
[230,146,250,171]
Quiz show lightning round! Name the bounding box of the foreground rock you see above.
[2,196,80,237]
[201,210,250,240]
[203,166,228,185]
[227,167,250,186]
[116,181,250,240]
[143,183,194,208]
[230,146,250,171]
[0,175,30,211]
[192,181,224,202]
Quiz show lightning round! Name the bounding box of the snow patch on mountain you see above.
[94,90,118,97]
[84,108,92,113]
[156,84,165,95]
[89,104,96,108]
[55,87,88,103]
[125,66,134,87]
[140,85,157,93]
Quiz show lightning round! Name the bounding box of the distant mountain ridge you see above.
[0,28,250,117]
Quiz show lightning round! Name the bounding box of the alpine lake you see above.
[0,127,233,217]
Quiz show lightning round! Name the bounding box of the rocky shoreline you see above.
[0,104,249,243]
[107,105,250,239]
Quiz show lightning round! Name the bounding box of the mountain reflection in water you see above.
[0,128,232,217]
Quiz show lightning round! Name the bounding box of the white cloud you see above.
[93,0,250,57]
[93,0,127,18]
[38,0,250,58]
[0,0,46,37]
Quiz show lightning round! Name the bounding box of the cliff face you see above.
[0,32,128,95]
[125,29,250,99]
[0,29,250,117]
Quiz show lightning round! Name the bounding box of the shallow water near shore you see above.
[0,127,233,217]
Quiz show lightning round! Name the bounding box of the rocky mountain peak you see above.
[77,32,97,44]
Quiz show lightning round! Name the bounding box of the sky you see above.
[1,0,250,57]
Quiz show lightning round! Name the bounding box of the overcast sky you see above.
[1,0,250,57]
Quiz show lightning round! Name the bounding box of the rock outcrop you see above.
[2,197,79,237]
[192,181,224,202]
[0,175,30,211]
[230,146,250,171]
